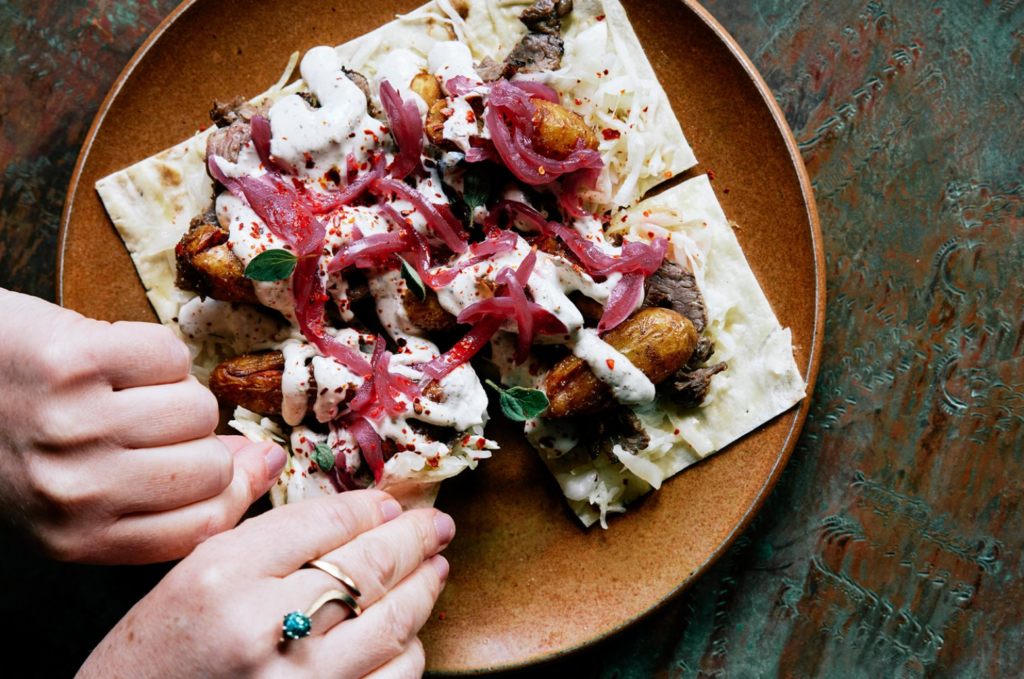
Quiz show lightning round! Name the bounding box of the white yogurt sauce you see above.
[209,44,654,486]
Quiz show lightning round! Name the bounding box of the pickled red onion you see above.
[372,177,467,253]
[379,81,423,180]
[341,413,385,484]
[250,115,286,174]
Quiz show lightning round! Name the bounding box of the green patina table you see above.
[1,1,1021,676]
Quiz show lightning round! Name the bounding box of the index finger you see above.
[222,490,403,577]
[89,321,192,389]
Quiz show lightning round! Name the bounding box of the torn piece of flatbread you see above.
[537,174,807,527]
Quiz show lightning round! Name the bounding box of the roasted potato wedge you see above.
[402,288,458,332]
[530,99,599,160]
[543,307,697,418]
[425,98,456,150]
[410,72,443,107]
[175,217,259,304]
[209,351,294,416]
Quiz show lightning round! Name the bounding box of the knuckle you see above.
[29,462,99,515]
[378,598,417,654]
[361,534,401,591]
[406,638,426,677]
[191,504,237,547]
[181,381,221,434]
[37,524,92,563]
[36,337,90,387]
[315,496,368,538]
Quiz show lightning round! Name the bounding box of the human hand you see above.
[78,490,452,678]
[0,289,287,564]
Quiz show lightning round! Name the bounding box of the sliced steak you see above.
[475,56,503,82]
[579,406,650,461]
[519,0,573,35]
[641,261,707,333]
[664,362,728,410]
[689,335,716,368]
[206,123,252,164]
[500,33,564,79]
[206,96,272,163]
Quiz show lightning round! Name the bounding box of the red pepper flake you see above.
[574,98,583,106]
[707,169,716,181]
[603,69,609,75]
[596,14,605,20]
[724,187,731,193]
[674,429,680,435]
[462,435,472,446]
[606,358,615,370]
[439,612,446,620]
[476,437,486,450]
[426,456,440,468]
[466,110,476,123]
[601,128,621,140]
[663,171,672,179]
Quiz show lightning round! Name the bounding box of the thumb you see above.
[219,435,289,505]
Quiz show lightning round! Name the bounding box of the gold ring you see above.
[281,588,362,641]
[304,559,362,598]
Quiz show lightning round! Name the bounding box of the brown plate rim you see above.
[56,0,825,673]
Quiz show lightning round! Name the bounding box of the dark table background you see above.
[2,1,1022,676]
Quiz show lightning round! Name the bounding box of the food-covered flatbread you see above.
[96,0,803,521]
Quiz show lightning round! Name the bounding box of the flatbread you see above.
[538,174,806,527]
[93,0,796,524]
[97,0,695,338]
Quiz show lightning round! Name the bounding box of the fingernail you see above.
[430,554,449,582]
[264,444,288,478]
[381,499,403,522]
[434,513,455,545]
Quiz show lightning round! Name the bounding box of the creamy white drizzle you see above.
[572,329,655,405]
[177,296,287,354]
[210,44,657,494]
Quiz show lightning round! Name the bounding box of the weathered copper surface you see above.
[1,1,1021,677]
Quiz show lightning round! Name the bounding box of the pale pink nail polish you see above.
[264,444,287,477]
[434,513,455,545]
[381,499,403,522]
[431,554,449,582]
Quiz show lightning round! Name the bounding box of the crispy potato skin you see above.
[530,99,599,160]
[402,288,457,332]
[209,350,450,417]
[410,73,443,107]
[209,351,294,416]
[425,98,456,151]
[175,220,259,304]
[543,307,697,418]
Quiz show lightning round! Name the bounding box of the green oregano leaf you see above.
[462,171,490,216]
[397,255,426,302]
[485,379,549,422]
[311,442,335,473]
[244,248,298,281]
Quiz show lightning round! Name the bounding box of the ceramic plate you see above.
[58,0,824,672]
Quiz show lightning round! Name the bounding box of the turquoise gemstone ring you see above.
[280,588,362,642]
[281,611,313,640]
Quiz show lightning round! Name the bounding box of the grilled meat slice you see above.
[500,34,564,79]
[579,406,649,461]
[641,261,707,333]
[519,0,573,35]
[206,96,270,163]
[663,362,728,409]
